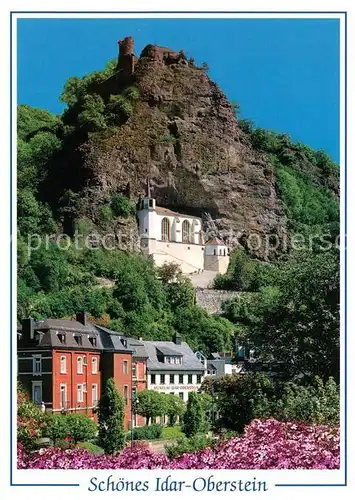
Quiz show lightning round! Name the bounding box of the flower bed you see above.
[18,419,340,470]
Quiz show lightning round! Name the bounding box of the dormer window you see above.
[89,336,97,347]
[164,355,182,365]
[74,334,82,346]
[57,333,66,344]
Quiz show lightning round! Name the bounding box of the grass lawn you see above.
[161,426,185,440]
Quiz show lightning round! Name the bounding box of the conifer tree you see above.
[183,391,205,437]
[98,378,125,454]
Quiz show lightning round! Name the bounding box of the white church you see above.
[137,182,230,275]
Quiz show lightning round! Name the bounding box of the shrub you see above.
[65,414,97,444]
[110,194,135,218]
[165,434,212,459]
[17,419,340,470]
[76,441,104,455]
[132,424,163,441]
[44,414,69,445]
[17,386,46,450]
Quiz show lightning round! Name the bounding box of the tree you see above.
[17,384,46,450]
[134,390,166,425]
[214,373,274,433]
[183,392,205,437]
[65,414,97,444]
[164,394,185,426]
[98,378,125,454]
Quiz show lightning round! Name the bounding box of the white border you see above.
[0,3,350,497]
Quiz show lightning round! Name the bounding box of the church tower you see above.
[204,237,230,274]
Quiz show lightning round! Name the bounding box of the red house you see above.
[128,337,148,427]
[17,313,134,430]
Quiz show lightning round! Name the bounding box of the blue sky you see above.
[17,18,340,161]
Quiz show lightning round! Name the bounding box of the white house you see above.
[141,333,206,402]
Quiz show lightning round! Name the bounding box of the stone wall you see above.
[195,289,239,315]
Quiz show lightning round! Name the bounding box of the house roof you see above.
[155,206,201,221]
[205,237,226,246]
[18,319,133,354]
[141,340,205,372]
[156,345,181,356]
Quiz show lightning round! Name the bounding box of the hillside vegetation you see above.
[17,43,339,380]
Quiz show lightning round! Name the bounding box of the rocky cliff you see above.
[63,37,286,257]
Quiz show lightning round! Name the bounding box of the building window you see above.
[32,381,42,404]
[224,249,226,256]
[92,384,98,406]
[123,385,128,405]
[151,374,156,385]
[197,374,202,384]
[132,363,137,378]
[57,333,66,344]
[182,220,191,243]
[123,360,128,374]
[77,357,83,374]
[77,384,84,403]
[160,374,165,385]
[179,374,184,384]
[178,392,184,400]
[74,334,82,346]
[60,384,67,409]
[188,374,193,384]
[161,217,170,241]
[92,357,98,374]
[213,249,216,256]
[170,374,174,384]
[32,355,41,375]
[89,336,97,347]
[219,248,223,255]
[60,355,66,374]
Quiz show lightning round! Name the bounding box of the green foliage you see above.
[131,423,163,441]
[98,378,125,454]
[44,414,69,445]
[77,94,107,131]
[183,391,206,437]
[275,376,339,425]
[110,193,136,218]
[134,390,166,425]
[214,372,274,433]
[213,247,259,291]
[76,441,104,455]
[165,434,212,459]
[17,385,46,450]
[161,425,185,440]
[65,414,97,444]
[164,394,186,426]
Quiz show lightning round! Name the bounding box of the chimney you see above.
[76,312,87,326]
[22,317,34,340]
[174,333,182,345]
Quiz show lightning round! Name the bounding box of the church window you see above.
[213,249,216,256]
[224,248,226,256]
[161,218,171,241]
[182,220,191,243]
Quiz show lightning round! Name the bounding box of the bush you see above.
[110,194,136,218]
[76,441,104,455]
[65,414,97,444]
[165,434,212,459]
[17,386,46,451]
[132,424,163,441]
[44,414,69,445]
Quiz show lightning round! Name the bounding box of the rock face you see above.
[81,37,287,258]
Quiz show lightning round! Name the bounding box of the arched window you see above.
[224,248,226,256]
[60,356,66,374]
[77,356,83,374]
[182,220,191,243]
[213,249,216,256]
[161,217,170,241]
